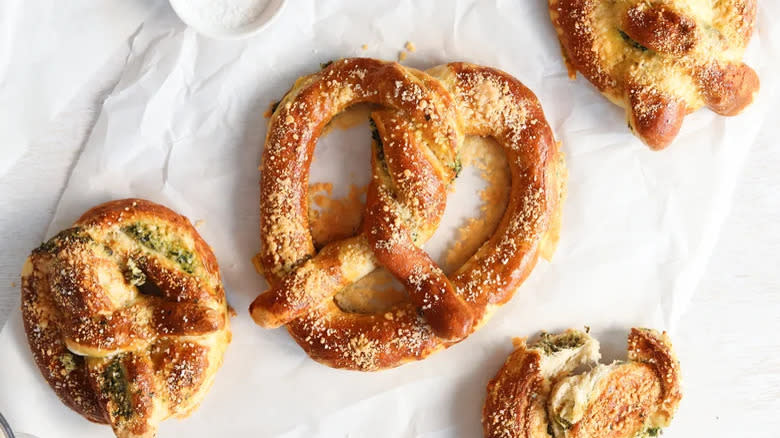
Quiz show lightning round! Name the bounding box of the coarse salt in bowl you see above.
[169,0,286,40]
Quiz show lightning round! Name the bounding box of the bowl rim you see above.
[168,0,287,40]
[0,411,15,438]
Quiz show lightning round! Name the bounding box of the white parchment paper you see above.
[0,0,153,175]
[1,0,778,436]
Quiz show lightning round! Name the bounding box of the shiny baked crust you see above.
[483,328,682,438]
[549,0,759,149]
[21,199,231,438]
[250,58,566,370]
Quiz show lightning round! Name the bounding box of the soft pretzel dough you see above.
[549,0,759,149]
[483,328,682,438]
[21,199,231,438]
[251,58,566,370]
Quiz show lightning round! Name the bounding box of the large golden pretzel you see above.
[549,0,760,149]
[21,199,231,438]
[251,58,566,371]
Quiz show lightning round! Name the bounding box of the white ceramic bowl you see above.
[169,0,286,40]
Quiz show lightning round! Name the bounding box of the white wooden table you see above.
[1,4,777,437]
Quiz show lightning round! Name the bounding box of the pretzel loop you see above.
[251,58,473,341]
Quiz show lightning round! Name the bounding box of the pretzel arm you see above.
[250,236,376,327]
[626,81,686,150]
[431,64,560,313]
[133,255,218,303]
[286,300,442,371]
[21,253,108,423]
[363,110,473,340]
[86,352,160,438]
[483,346,549,438]
[622,3,697,55]
[627,328,682,425]
[365,183,474,341]
[697,62,760,116]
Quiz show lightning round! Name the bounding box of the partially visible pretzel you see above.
[549,0,759,149]
[21,199,231,438]
[251,58,566,370]
[483,328,682,438]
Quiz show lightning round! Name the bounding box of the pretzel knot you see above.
[21,199,231,438]
[251,58,566,371]
[549,0,759,149]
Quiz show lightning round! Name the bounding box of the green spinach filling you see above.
[101,358,133,420]
[124,258,147,286]
[449,158,463,179]
[122,223,197,274]
[535,331,587,354]
[369,117,389,173]
[58,353,78,373]
[618,29,650,52]
[36,227,91,254]
[555,416,573,430]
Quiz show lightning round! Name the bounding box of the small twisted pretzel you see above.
[251,58,565,370]
[21,199,231,438]
[483,328,682,438]
[549,0,760,149]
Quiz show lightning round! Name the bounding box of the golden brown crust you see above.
[364,107,474,340]
[21,199,231,438]
[548,0,759,149]
[627,328,683,425]
[559,363,662,438]
[483,328,682,438]
[626,82,686,150]
[483,343,549,438]
[251,58,565,370]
